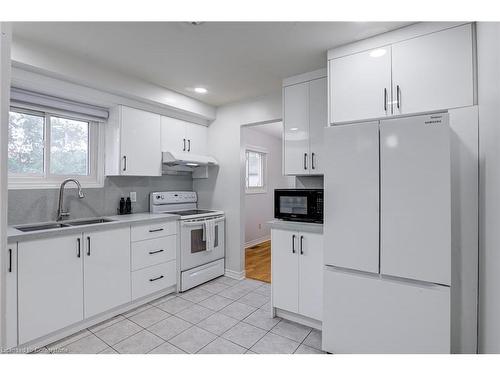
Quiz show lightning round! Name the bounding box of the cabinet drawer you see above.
[131,221,177,242]
[132,236,176,271]
[131,261,176,300]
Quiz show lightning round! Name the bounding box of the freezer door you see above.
[380,113,451,285]
[323,266,451,353]
[324,122,380,273]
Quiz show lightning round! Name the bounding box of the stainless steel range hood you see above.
[162,151,218,168]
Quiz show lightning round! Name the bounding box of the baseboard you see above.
[224,268,246,280]
[244,235,271,249]
[275,308,322,331]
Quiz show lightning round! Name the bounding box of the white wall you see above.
[477,22,500,353]
[194,92,282,277]
[242,124,289,246]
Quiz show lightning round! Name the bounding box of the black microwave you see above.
[274,189,324,223]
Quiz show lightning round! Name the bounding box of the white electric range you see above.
[150,191,225,292]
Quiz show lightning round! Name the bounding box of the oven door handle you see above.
[181,217,225,226]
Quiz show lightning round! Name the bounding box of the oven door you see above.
[180,216,225,271]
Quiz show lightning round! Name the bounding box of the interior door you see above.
[329,46,392,124]
[18,235,84,344]
[120,106,161,176]
[392,24,474,115]
[380,113,451,285]
[83,227,131,318]
[185,123,208,154]
[161,116,187,153]
[271,229,299,313]
[324,122,380,273]
[283,82,310,175]
[298,232,323,321]
[308,77,327,175]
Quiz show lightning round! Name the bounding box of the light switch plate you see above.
[130,192,137,202]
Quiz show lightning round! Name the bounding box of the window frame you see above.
[245,146,268,195]
[8,106,104,189]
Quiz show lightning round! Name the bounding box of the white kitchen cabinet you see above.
[323,267,450,353]
[324,122,380,273]
[271,229,299,313]
[5,243,18,349]
[161,116,208,155]
[392,24,474,116]
[83,227,131,318]
[271,228,323,321]
[283,76,327,175]
[380,114,451,285]
[18,235,84,344]
[105,105,162,176]
[329,46,392,123]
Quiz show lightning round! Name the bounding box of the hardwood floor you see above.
[245,240,271,283]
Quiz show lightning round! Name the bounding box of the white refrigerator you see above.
[322,113,451,353]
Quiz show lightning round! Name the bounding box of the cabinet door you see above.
[185,123,208,155]
[324,122,380,273]
[120,106,161,176]
[283,82,310,175]
[6,243,18,349]
[380,114,451,285]
[161,116,187,153]
[308,77,327,175]
[323,267,450,353]
[83,227,131,318]
[298,232,323,321]
[392,24,474,115]
[271,229,299,313]
[18,235,84,344]
[330,46,392,124]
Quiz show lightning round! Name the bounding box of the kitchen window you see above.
[8,108,104,189]
[245,148,267,194]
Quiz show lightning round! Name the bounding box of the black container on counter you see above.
[118,197,126,215]
[125,197,132,214]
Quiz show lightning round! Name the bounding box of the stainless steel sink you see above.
[66,218,116,226]
[15,223,71,232]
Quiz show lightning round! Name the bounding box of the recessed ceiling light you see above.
[290,127,298,131]
[194,87,208,94]
[369,48,387,58]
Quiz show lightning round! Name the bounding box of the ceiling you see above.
[12,22,411,106]
[250,121,283,139]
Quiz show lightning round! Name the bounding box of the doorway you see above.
[241,121,292,283]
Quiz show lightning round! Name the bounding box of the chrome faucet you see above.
[56,178,85,221]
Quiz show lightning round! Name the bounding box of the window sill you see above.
[8,180,104,190]
[246,189,267,195]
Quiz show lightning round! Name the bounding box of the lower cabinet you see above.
[18,234,84,344]
[323,267,450,353]
[83,227,131,318]
[271,228,323,321]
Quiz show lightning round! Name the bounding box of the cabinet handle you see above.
[188,139,191,152]
[300,235,304,255]
[149,249,164,255]
[292,234,296,254]
[149,275,164,282]
[77,238,81,258]
[8,248,12,273]
[122,155,127,171]
[87,236,91,256]
[149,228,164,233]
[304,153,308,170]
[311,153,315,170]
[396,85,401,109]
[384,88,388,112]
[183,138,186,151]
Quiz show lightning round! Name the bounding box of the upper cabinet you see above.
[283,70,327,175]
[329,46,392,124]
[105,106,162,176]
[328,23,475,124]
[161,116,208,155]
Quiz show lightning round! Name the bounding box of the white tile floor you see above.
[36,276,325,354]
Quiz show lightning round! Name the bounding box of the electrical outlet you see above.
[258,223,262,230]
[130,192,137,203]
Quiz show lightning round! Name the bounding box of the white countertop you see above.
[7,212,180,242]
[267,219,323,234]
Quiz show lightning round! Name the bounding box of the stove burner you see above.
[166,209,216,216]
